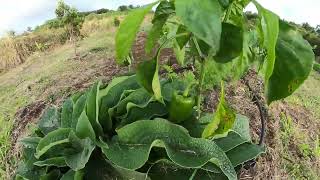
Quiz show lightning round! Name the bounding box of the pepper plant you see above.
[16,0,314,180]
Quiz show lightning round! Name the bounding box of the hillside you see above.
[0,7,320,180]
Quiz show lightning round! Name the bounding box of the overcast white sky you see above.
[0,0,319,36]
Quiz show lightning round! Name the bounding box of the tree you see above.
[55,0,84,57]
[118,5,128,11]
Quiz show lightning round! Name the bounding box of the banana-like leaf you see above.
[39,169,61,180]
[101,119,237,180]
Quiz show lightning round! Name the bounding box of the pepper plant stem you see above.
[197,58,206,119]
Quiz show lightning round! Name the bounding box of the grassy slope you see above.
[0,30,117,177]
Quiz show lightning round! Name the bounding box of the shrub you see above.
[114,17,120,27]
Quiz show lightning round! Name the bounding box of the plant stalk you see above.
[197,58,206,119]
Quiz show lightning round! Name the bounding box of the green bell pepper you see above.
[169,91,195,123]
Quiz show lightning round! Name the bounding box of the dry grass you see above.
[0,28,68,71]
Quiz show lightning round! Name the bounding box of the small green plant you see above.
[114,17,120,27]
[17,0,315,179]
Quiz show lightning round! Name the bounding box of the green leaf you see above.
[176,25,191,49]
[148,159,227,180]
[136,54,162,101]
[84,153,149,180]
[34,157,67,167]
[202,84,236,139]
[76,111,96,140]
[38,107,60,135]
[253,1,279,86]
[218,0,230,8]
[213,114,251,152]
[173,40,186,65]
[145,1,175,53]
[20,137,41,149]
[116,2,158,64]
[119,101,168,127]
[98,75,140,131]
[175,0,223,54]
[86,81,103,135]
[65,131,95,171]
[102,119,237,180]
[226,143,266,167]
[72,94,87,129]
[61,99,73,128]
[39,169,60,180]
[60,170,84,180]
[35,128,71,159]
[113,88,152,116]
[214,23,243,63]
[267,21,315,104]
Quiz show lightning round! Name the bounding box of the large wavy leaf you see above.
[175,0,223,54]
[102,119,237,180]
[35,128,71,159]
[116,2,158,64]
[38,107,60,135]
[34,157,66,168]
[119,101,168,127]
[65,131,95,171]
[113,88,152,116]
[148,159,227,180]
[226,143,265,167]
[84,153,149,180]
[98,75,140,131]
[60,170,83,180]
[267,21,315,104]
[61,99,73,128]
